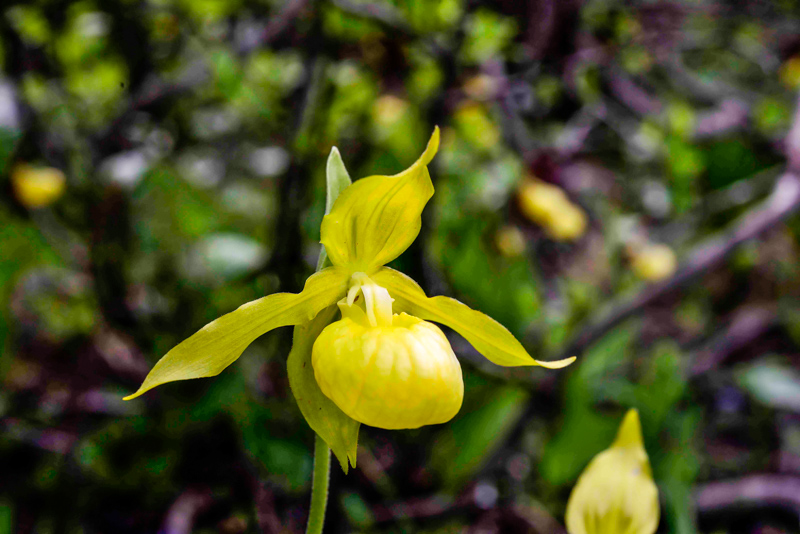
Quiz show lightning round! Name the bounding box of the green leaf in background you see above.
[462,9,517,65]
[0,209,61,375]
[665,136,704,213]
[0,128,20,174]
[341,492,375,529]
[0,499,12,534]
[287,304,360,472]
[434,220,541,336]
[317,147,352,270]
[430,382,529,489]
[541,324,637,486]
[703,137,772,190]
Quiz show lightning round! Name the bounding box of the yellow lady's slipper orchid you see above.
[565,409,660,534]
[124,128,574,469]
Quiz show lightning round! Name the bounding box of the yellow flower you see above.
[124,129,574,469]
[11,164,67,209]
[517,179,587,241]
[631,243,677,282]
[566,409,660,534]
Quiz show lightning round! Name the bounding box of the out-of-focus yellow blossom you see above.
[517,179,587,241]
[453,102,500,150]
[124,129,574,469]
[566,409,660,534]
[11,164,67,209]
[463,74,499,101]
[496,225,527,257]
[631,243,677,281]
[373,94,409,129]
[780,56,800,89]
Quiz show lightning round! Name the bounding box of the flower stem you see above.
[306,434,331,534]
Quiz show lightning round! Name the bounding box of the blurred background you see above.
[2,0,800,532]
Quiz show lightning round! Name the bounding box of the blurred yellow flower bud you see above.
[373,95,409,128]
[631,243,677,281]
[517,180,587,241]
[312,274,463,430]
[780,56,800,89]
[453,102,500,150]
[547,204,587,241]
[463,74,499,101]
[566,409,660,534]
[11,164,67,209]
[496,225,527,257]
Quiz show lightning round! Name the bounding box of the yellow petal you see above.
[613,408,646,449]
[124,267,348,400]
[372,267,575,369]
[313,311,463,430]
[565,409,659,534]
[319,127,439,273]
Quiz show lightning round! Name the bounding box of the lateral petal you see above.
[124,267,348,399]
[320,128,439,272]
[372,267,575,369]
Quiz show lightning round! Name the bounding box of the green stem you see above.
[306,434,331,534]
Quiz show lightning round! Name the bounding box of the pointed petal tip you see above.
[613,408,644,448]
[537,355,577,369]
[421,126,440,166]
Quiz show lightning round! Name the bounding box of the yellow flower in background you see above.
[631,243,677,282]
[11,164,66,209]
[517,179,587,241]
[780,56,800,89]
[124,128,574,469]
[495,225,527,258]
[566,409,660,534]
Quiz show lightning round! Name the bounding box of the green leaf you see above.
[317,147,353,270]
[287,304,360,472]
[430,383,529,488]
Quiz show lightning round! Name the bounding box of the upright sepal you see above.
[124,267,348,400]
[288,305,360,471]
[373,267,575,369]
[320,128,439,273]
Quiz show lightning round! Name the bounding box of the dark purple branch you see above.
[695,475,800,514]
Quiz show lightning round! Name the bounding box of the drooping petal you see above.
[287,304,360,472]
[124,267,349,400]
[372,267,575,369]
[320,128,439,273]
